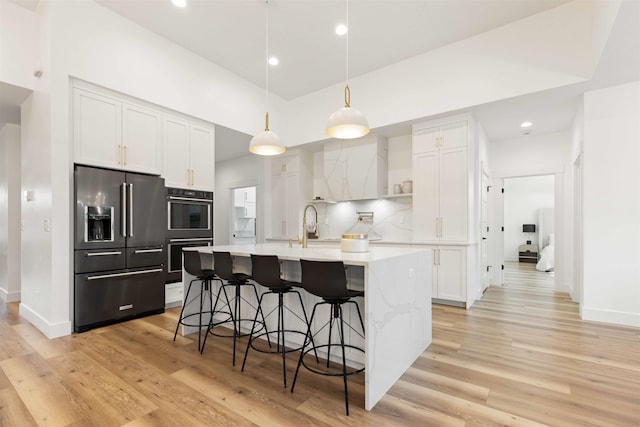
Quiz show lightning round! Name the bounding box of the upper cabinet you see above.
[163,115,215,191]
[323,134,388,201]
[412,116,471,242]
[234,187,257,219]
[73,88,162,175]
[73,82,216,191]
[413,121,467,153]
[122,103,163,174]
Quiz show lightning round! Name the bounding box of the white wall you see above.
[0,0,36,90]
[0,123,21,302]
[489,132,571,177]
[215,155,265,246]
[19,0,58,335]
[503,175,555,261]
[570,101,584,303]
[387,134,412,193]
[582,81,640,327]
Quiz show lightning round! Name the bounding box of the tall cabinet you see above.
[412,115,477,307]
[269,151,312,240]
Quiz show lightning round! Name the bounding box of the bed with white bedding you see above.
[536,233,555,272]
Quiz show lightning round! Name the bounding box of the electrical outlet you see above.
[408,268,415,278]
[324,218,329,225]
[44,219,50,232]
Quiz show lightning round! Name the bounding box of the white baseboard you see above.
[581,306,640,328]
[19,303,73,338]
[0,288,21,303]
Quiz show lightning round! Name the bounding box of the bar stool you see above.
[241,254,317,387]
[201,251,268,366]
[173,250,233,352]
[290,259,365,416]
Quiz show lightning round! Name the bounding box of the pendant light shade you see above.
[325,0,369,139]
[250,1,285,156]
[249,113,285,155]
[326,85,369,139]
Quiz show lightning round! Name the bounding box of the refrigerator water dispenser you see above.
[85,206,114,242]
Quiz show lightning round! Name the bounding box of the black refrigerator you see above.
[74,165,166,332]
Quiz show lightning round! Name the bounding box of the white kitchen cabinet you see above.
[413,118,469,242]
[271,168,301,238]
[323,134,388,201]
[73,88,122,170]
[163,115,215,191]
[430,245,467,303]
[122,103,163,174]
[234,187,256,207]
[413,121,467,153]
[165,282,184,307]
[269,151,312,239]
[73,88,162,175]
[234,187,257,218]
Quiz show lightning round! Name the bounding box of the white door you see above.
[481,171,490,292]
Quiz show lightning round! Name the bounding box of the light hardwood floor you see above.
[1,266,638,426]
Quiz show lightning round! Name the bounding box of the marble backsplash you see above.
[310,197,413,242]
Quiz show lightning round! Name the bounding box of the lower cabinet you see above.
[165,282,184,307]
[430,245,467,304]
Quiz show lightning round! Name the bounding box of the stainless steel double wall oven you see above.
[165,187,214,283]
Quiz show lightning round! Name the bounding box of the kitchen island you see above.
[182,243,431,410]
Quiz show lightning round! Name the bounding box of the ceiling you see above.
[95,0,572,101]
[3,0,639,162]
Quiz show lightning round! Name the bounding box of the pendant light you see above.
[325,0,369,139]
[249,0,286,156]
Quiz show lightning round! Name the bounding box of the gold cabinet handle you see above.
[123,145,127,166]
[117,145,121,165]
[191,169,194,186]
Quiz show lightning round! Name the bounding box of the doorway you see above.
[502,175,555,288]
[230,186,257,245]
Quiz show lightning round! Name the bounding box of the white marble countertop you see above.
[186,243,427,266]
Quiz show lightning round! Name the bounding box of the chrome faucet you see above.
[302,204,318,248]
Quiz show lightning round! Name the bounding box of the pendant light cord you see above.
[344,0,350,107]
[346,0,349,84]
[265,0,270,130]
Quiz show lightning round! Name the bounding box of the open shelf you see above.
[381,193,412,199]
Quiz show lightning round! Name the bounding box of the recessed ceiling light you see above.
[268,56,279,66]
[172,0,187,8]
[335,24,347,36]
[520,121,533,128]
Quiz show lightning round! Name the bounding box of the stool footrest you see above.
[300,344,365,377]
[248,329,307,355]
